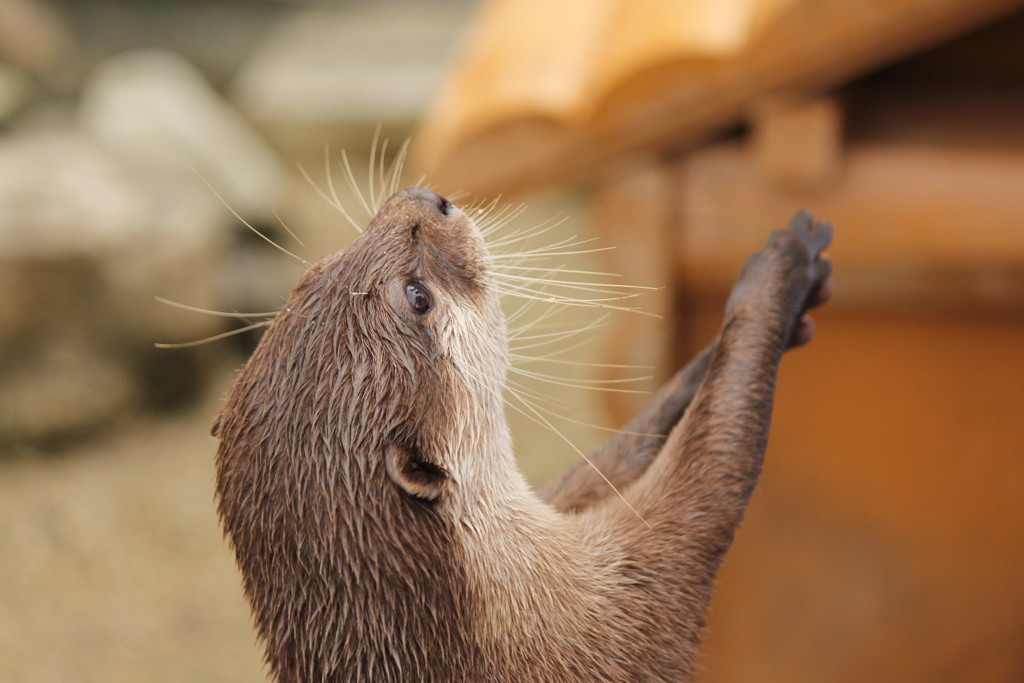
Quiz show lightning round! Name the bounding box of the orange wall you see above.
[692,305,1024,681]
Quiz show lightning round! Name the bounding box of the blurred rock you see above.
[0,0,77,90]
[0,47,303,451]
[0,343,136,448]
[79,48,285,220]
[229,3,469,153]
[0,64,36,125]
[0,124,231,451]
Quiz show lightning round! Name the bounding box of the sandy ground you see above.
[0,377,265,683]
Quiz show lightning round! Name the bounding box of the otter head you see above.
[212,188,510,679]
[293,186,511,503]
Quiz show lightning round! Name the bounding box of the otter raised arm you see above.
[212,189,832,681]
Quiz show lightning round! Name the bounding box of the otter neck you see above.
[440,377,625,675]
[222,414,486,679]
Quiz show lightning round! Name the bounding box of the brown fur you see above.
[213,189,832,681]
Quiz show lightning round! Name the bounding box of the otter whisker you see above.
[409,171,428,189]
[490,244,617,261]
[272,210,308,248]
[376,139,389,210]
[498,272,650,301]
[503,298,546,330]
[506,380,664,439]
[509,317,610,356]
[478,205,529,240]
[511,353,651,371]
[496,278,639,302]
[493,264,627,279]
[323,144,355,224]
[368,124,382,211]
[185,158,311,267]
[505,378,592,414]
[473,196,514,223]
[504,297,569,334]
[486,221,580,252]
[509,367,652,394]
[155,296,279,319]
[384,138,412,198]
[155,320,272,349]
[508,311,609,340]
[511,365,652,386]
[297,161,364,234]
[492,230,597,251]
[511,327,609,357]
[501,285,643,303]
[494,271,656,294]
[496,284,625,308]
[495,287,655,317]
[483,211,561,244]
[340,148,374,217]
[494,282,654,314]
[502,388,650,528]
[508,324,600,344]
[486,220,568,249]
[464,195,503,224]
[479,212,533,242]
[465,193,497,212]
[506,307,606,355]
[508,326,609,352]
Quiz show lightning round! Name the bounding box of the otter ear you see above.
[385,443,448,502]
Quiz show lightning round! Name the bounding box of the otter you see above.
[212,187,832,681]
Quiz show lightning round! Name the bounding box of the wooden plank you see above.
[677,141,1024,310]
[592,0,1024,170]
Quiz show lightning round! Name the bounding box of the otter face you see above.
[217,188,510,515]
[340,188,511,505]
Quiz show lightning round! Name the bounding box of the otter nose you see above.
[401,188,452,216]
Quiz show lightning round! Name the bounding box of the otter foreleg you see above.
[541,341,716,512]
[622,210,831,607]
[543,210,831,514]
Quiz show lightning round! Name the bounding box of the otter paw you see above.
[785,208,832,291]
[725,210,834,347]
[779,210,833,347]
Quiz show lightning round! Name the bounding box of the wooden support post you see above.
[750,96,844,193]
[590,160,679,425]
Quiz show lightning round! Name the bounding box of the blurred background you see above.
[2,0,1023,681]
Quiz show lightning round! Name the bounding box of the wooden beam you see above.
[751,96,844,192]
[676,141,1024,310]
[589,161,678,423]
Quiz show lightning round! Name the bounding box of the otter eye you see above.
[404,280,433,314]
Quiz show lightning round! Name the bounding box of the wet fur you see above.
[213,190,832,681]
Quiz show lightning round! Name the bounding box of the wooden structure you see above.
[416,0,1024,680]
